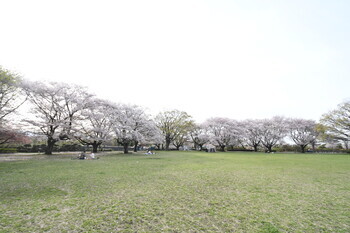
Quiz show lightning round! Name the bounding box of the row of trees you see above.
[1,66,349,154]
[0,67,162,154]
[21,80,163,154]
[156,113,324,153]
[189,116,320,153]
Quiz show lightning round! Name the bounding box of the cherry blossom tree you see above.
[203,117,240,151]
[190,123,211,151]
[260,116,287,153]
[0,127,30,145]
[128,107,161,152]
[22,80,93,154]
[113,104,159,154]
[72,98,115,153]
[22,81,66,154]
[241,119,263,152]
[287,118,318,153]
[137,118,163,150]
[147,126,164,150]
[58,83,94,140]
[155,110,194,150]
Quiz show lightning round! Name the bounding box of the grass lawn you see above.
[0,151,349,232]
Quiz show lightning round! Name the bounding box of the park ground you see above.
[0,151,349,232]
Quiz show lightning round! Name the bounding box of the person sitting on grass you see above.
[145,147,155,155]
[145,150,153,155]
[79,151,86,160]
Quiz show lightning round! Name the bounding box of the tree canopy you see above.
[1,65,349,153]
[321,101,350,149]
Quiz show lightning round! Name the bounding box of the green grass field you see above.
[0,151,349,232]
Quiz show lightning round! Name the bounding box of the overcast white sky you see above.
[1,0,349,123]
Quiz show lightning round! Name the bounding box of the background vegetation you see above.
[1,66,350,154]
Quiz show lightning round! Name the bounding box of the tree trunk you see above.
[300,145,306,153]
[165,139,171,151]
[45,137,56,155]
[155,144,161,150]
[253,144,258,152]
[220,145,225,152]
[193,142,198,150]
[266,145,272,153]
[123,143,129,154]
[311,141,316,151]
[134,141,139,152]
[92,143,99,153]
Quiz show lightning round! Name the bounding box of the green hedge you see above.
[17,143,84,153]
[0,148,17,153]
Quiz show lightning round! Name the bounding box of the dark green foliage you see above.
[0,147,17,153]
[58,143,84,152]
[17,143,84,153]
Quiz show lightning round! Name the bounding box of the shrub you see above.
[59,143,84,152]
[227,146,254,152]
[0,148,17,153]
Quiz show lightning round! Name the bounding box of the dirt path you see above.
[0,155,40,162]
[0,151,118,162]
